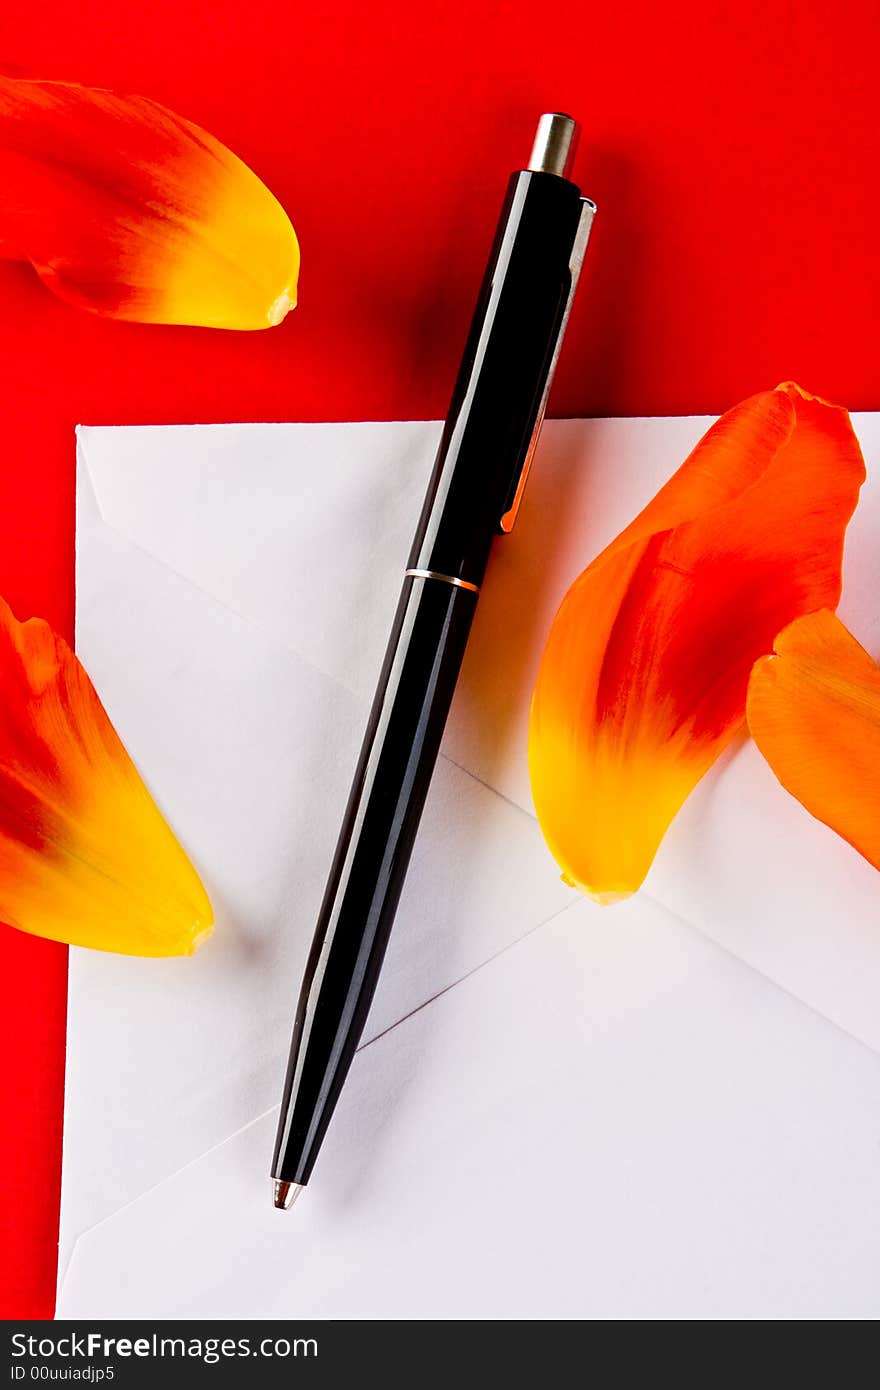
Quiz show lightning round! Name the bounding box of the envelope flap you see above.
[78,420,443,696]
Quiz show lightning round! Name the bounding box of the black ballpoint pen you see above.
[272,113,595,1209]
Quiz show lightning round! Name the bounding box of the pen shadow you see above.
[555,145,647,417]
[352,144,645,421]
[448,422,602,797]
[445,144,644,791]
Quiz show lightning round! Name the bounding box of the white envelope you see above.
[57,416,880,1319]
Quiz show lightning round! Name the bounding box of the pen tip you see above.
[273,1179,303,1210]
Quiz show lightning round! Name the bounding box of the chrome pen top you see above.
[528,112,578,178]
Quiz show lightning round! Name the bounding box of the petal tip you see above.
[186,921,215,955]
[774,380,851,417]
[588,887,636,907]
[267,287,296,326]
[560,869,635,906]
[775,380,814,400]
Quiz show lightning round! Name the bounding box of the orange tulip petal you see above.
[0,75,298,328]
[0,598,212,955]
[747,610,880,871]
[529,383,866,902]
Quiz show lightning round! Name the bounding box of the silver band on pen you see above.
[404,568,481,594]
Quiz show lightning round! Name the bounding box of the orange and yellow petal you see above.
[747,610,880,872]
[0,598,212,955]
[529,383,865,902]
[0,75,298,329]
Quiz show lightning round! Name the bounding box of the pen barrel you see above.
[408,168,586,587]
[272,574,478,1185]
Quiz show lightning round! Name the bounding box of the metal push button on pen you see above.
[271,113,596,1206]
[528,111,579,178]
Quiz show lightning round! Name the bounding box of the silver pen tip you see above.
[273,1179,304,1210]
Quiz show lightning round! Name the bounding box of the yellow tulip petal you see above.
[0,598,212,955]
[748,610,880,871]
[529,384,865,901]
[0,75,299,329]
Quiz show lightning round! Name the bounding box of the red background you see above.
[1,0,878,1317]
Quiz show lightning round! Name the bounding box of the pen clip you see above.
[499,195,596,533]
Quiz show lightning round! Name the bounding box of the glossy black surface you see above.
[408,169,584,586]
[273,163,587,1188]
[273,577,478,1183]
